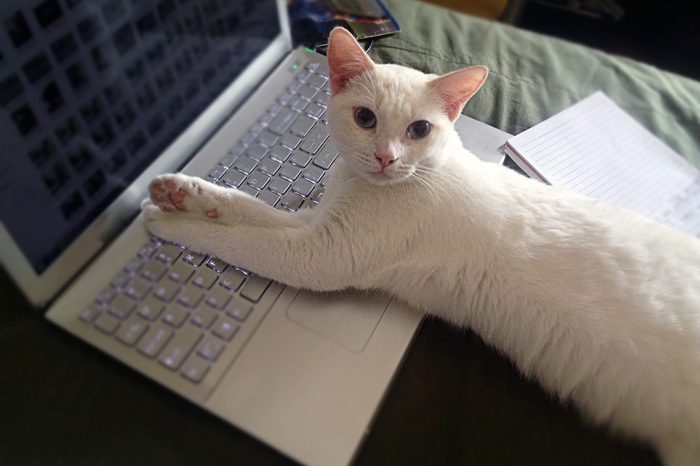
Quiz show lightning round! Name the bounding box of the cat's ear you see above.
[327,27,375,94]
[429,66,489,121]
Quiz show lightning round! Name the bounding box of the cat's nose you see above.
[376,153,397,169]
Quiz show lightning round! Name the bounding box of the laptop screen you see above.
[0,0,279,275]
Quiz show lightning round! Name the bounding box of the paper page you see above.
[506,91,700,236]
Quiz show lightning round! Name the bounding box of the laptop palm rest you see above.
[285,289,391,353]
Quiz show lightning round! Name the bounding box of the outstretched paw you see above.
[149,173,220,219]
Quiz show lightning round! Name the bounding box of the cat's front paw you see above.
[149,173,220,219]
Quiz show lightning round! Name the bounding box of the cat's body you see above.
[143,28,700,465]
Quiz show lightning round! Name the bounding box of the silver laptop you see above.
[0,1,508,465]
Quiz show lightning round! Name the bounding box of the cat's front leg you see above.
[148,173,313,227]
[142,203,353,291]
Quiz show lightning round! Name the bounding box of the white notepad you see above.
[504,91,700,237]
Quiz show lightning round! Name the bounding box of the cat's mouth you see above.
[366,168,413,185]
[369,171,392,182]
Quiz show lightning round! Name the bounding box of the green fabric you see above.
[377,0,700,168]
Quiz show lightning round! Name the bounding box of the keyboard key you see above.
[304,61,319,72]
[208,165,226,181]
[206,257,228,273]
[191,266,218,289]
[309,185,326,205]
[313,144,338,170]
[109,294,136,319]
[110,272,131,289]
[240,275,272,303]
[95,286,117,305]
[270,144,292,161]
[225,297,253,322]
[137,296,165,321]
[123,257,144,275]
[181,356,209,383]
[279,165,301,182]
[277,90,293,105]
[292,178,315,197]
[159,326,202,370]
[219,268,246,291]
[228,143,246,157]
[205,285,233,310]
[182,250,206,267]
[138,241,159,259]
[153,280,180,302]
[280,132,301,150]
[290,150,312,168]
[290,115,315,137]
[279,192,304,211]
[211,317,238,342]
[257,190,280,207]
[222,169,245,187]
[247,172,271,190]
[257,129,278,148]
[268,177,291,195]
[137,324,173,358]
[218,152,238,168]
[177,283,204,308]
[303,166,325,183]
[140,258,167,282]
[246,143,267,161]
[316,62,329,77]
[297,84,319,101]
[289,79,305,93]
[290,96,309,112]
[315,91,331,106]
[300,124,329,154]
[197,335,225,362]
[168,260,195,283]
[79,304,102,323]
[238,184,259,198]
[191,306,218,329]
[307,73,327,89]
[155,243,182,264]
[304,102,325,119]
[94,312,120,335]
[268,107,299,135]
[124,277,152,300]
[233,156,258,175]
[162,303,190,328]
[116,318,148,346]
[258,157,282,176]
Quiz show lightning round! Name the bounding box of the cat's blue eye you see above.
[407,120,431,139]
[354,107,376,129]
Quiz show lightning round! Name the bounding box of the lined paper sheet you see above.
[505,91,700,237]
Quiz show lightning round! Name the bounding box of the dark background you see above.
[515,0,700,80]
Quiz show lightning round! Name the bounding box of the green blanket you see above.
[376,0,700,168]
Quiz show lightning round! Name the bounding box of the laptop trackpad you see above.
[285,289,391,353]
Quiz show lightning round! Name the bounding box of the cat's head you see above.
[326,27,488,186]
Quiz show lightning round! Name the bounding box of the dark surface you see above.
[4,0,700,464]
[0,266,659,466]
[518,0,700,81]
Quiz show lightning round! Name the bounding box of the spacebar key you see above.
[159,326,203,370]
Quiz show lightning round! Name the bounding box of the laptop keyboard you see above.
[208,60,336,211]
[77,57,338,385]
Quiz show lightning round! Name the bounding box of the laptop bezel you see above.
[0,0,293,307]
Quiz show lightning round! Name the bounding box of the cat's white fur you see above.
[142,28,700,465]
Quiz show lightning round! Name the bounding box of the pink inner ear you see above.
[327,27,375,94]
[430,66,488,121]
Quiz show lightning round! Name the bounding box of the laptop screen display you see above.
[0,0,280,274]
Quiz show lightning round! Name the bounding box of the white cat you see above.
[142,28,700,466]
